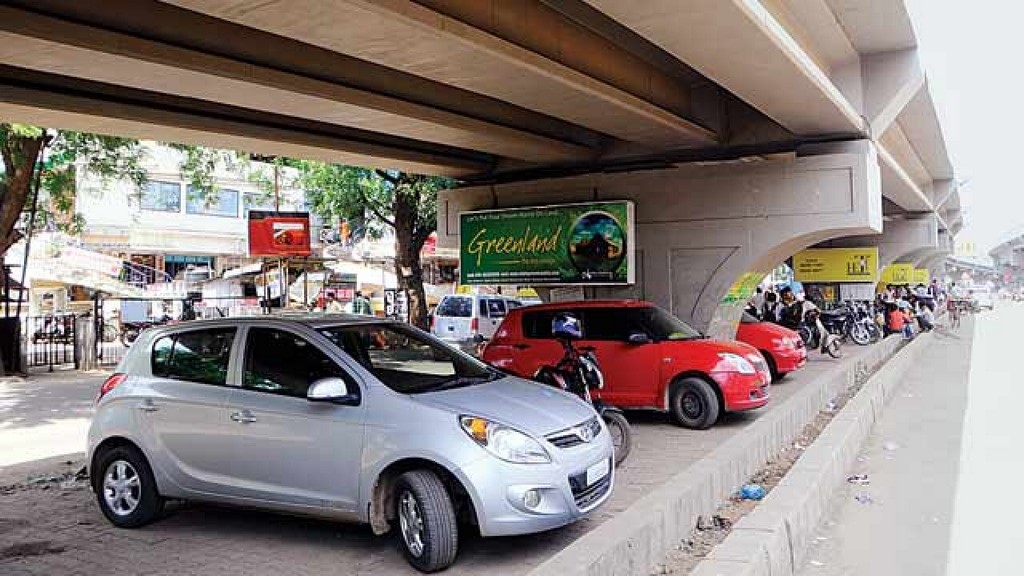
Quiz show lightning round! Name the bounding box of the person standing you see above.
[779,287,803,330]
[352,290,373,315]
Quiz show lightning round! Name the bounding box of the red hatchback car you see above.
[482,301,772,429]
[735,312,807,380]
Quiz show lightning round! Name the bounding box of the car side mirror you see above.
[627,331,652,345]
[307,377,359,406]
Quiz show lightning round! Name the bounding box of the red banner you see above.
[248,211,312,257]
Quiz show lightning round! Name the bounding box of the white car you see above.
[972,288,995,310]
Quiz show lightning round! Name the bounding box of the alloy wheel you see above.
[398,490,426,558]
[103,460,142,517]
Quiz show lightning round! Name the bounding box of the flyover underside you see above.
[817,215,940,268]
[439,141,883,339]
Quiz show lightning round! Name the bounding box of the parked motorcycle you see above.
[120,314,172,346]
[32,315,73,344]
[532,313,632,467]
[819,304,873,346]
[798,302,842,358]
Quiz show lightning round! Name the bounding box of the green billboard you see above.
[460,201,635,285]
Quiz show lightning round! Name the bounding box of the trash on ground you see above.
[810,560,826,567]
[815,536,829,542]
[846,474,871,485]
[883,441,900,451]
[695,515,732,531]
[739,484,766,500]
[793,442,806,451]
[854,493,874,504]
[824,400,838,413]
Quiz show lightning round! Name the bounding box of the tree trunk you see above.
[392,187,429,329]
[0,132,45,260]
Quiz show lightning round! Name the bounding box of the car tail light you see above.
[97,373,127,402]
[471,317,479,333]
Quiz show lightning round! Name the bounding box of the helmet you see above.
[551,312,582,340]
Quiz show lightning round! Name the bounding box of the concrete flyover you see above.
[0,1,960,339]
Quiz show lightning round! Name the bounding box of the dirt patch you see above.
[651,350,896,575]
[0,541,66,560]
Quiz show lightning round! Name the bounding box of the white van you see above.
[431,294,523,344]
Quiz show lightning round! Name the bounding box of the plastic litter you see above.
[824,400,838,413]
[854,493,873,504]
[883,441,900,452]
[810,560,826,567]
[846,474,870,485]
[740,484,766,500]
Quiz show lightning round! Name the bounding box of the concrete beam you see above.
[163,0,716,149]
[878,144,933,212]
[862,49,925,137]
[439,140,882,339]
[932,179,957,209]
[585,0,865,136]
[820,214,939,268]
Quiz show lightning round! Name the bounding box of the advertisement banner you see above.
[248,211,312,257]
[460,201,635,285]
[792,248,879,283]
[912,268,931,285]
[879,263,914,285]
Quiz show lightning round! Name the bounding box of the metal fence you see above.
[23,314,78,371]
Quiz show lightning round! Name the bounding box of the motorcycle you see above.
[819,304,873,346]
[532,315,632,467]
[120,314,172,346]
[798,302,842,358]
[32,315,73,344]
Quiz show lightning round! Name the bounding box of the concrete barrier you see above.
[527,335,908,576]
[690,332,931,576]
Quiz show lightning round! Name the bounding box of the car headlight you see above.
[459,416,551,464]
[718,352,756,374]
[771,337,794,349]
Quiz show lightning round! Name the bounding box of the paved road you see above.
[797,304,1004,575]
[0,341,876,575]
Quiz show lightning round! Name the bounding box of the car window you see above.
[581,308,649,341]
[522,309,564,339]
[740,312,759,324]
[318,323,497,394]
[151,328,236,386]
[642,306,703,340]
[484,298,507,318]
[436,296,472,318]
[242,328,354,399]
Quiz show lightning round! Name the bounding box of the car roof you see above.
[505,300,654,313]
[150,313,395,332]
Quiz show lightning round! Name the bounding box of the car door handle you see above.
[230,410,257,424]
[137,400,159,412]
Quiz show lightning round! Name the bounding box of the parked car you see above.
[88,315,613,572]
[735,312,807,380]
[431,294,522,346]
[481,301,772,430]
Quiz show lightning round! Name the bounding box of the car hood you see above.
[413,376,596,437]
[738,321,797,342]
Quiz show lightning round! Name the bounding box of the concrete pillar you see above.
[438,141,883,339]
[75,316,97,371]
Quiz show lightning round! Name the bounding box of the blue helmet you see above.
[551,313,583,340]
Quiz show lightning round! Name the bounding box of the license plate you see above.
[586,459,610,486]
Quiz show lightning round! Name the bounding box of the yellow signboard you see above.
[879,263,914,285]
[792,248,879,283]
[455,285,473,295]
[912,268,930,285]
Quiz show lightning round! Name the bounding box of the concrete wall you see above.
[438,141,883,338]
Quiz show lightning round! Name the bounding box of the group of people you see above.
[746,285,807,330]
[324,290,373,315]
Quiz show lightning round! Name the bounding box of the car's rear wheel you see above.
[669,377,720,430]
[395,470,458,573]
[93,444,163,528]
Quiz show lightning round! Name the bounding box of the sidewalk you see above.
[796,313,975,575]
[0,369,107,470]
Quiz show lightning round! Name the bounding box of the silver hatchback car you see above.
[89,315,613,572]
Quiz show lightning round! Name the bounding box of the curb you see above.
[691,332,932,576]
[527,336,907,576]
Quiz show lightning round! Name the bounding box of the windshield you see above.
[318,323,498,394]
[436,296,472,318]
[740,311,760,324]
[642,306,703,341]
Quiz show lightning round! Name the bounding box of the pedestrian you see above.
[916,300,935,332]
[751,286,765,316]
[885,302,904,337]
[325,293,345,312]
[779,287,803,330]
[763,291,781,323]
[352,290,373,315]
[899,301,915,340]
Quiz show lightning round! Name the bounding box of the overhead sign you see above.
[792,248,879,283]
[460,201,635,285]
[880,263,914,285]
[248,211,312,257]
[912,268,930,285]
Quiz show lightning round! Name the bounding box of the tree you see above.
[0,125,147,260]
[299,164,453,328]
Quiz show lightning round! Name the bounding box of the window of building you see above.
[140,181,182,212]
[186,187,239,217]
[151,328,236,385]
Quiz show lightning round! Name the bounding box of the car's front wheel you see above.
[395,470,458,573]
[92,444,164,528]
[669,377,721,430]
